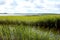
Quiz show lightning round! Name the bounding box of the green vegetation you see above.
[0,25,60,40]
[0,15,60,40]
[0,15,59,22]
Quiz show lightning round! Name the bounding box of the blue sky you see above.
[0,0,60,13]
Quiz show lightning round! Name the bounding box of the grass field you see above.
[0,15,60,40]
[0,15,59,22]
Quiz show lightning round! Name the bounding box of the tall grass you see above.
[0,15,60,40]
[0,25,60,40]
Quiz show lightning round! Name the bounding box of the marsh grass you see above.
[0,25,60,40]
[0,15,60,40]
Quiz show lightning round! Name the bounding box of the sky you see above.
[0,0,60,13]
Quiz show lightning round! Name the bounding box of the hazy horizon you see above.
[0,13,60,16]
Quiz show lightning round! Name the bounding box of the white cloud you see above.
[0,0,60,13]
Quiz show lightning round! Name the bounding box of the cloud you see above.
[0,0,5,5]
[0,0,60,13]
[10,0,17,7]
